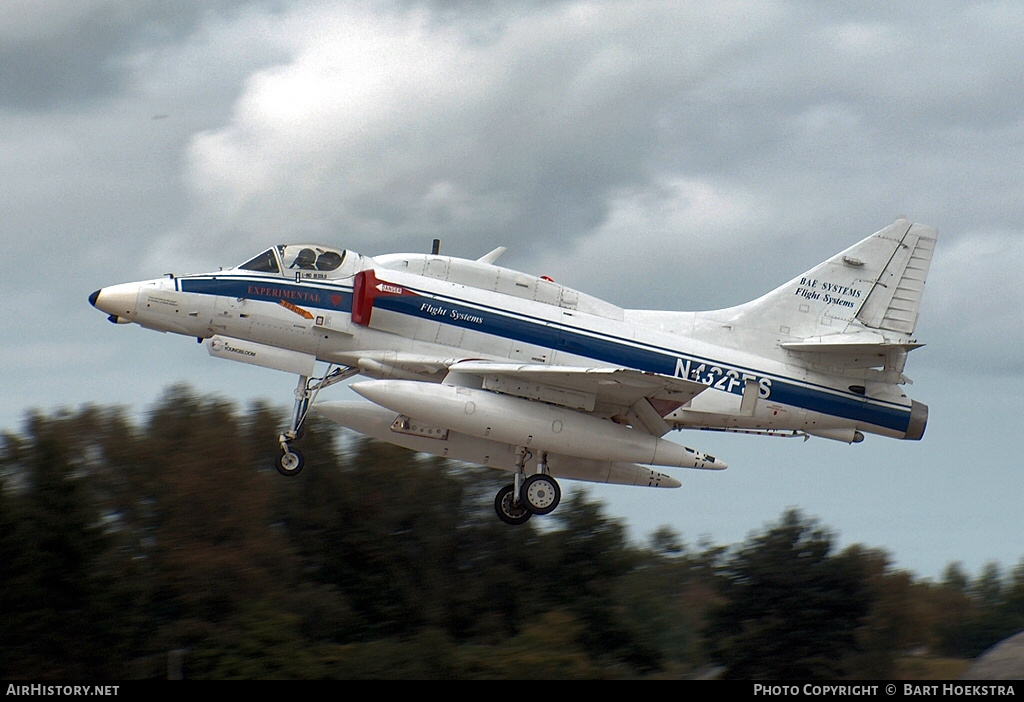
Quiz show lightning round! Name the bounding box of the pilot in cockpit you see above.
[238,245,347,275]
[290,248,318,269]
[314,250,343,271]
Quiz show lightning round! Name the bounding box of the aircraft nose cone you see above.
[89,283,140,320]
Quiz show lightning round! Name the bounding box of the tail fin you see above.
[713,218,937,340]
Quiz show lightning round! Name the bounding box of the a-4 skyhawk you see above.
[90,218,934,524]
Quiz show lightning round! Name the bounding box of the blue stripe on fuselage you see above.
[179,276,353,312]
[375,293,912,434]
[178,274,911,433]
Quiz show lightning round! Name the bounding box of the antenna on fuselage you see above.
[431,239,441,255]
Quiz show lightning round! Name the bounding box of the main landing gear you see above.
[494,449,562,525]
[276,365,358,476]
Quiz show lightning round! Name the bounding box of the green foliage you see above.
[934,559,1024,659]
[1,410,141,678]
[1,391,1020,678]
[704,509,874,679]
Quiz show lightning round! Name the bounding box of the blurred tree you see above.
[5,390,1022,678]
[0,411,140,678]
[131,388,311,660]
[704,508,873,679]
[840,546,935,677]
[972,563,1005,608]
[649,525,685,556]
[0,432,35,678]
[942,561,970,592]
[277,432,548,644]
[543,490,661,671]
[1002,559,1024,643]
[616,529,712,674]
[937,560,1023,658]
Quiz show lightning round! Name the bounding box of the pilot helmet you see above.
[291,248,317,269]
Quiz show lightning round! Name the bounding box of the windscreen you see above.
[238,249,280,273]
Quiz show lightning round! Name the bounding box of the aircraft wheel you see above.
[522,474,561,515]
[494,484,531,525]
[275,448,305,477]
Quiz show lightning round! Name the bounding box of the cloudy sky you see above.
[3,0,1023,578]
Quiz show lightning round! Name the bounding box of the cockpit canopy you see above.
[237,245,349,277]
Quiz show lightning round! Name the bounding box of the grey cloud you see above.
[181,1,1024,273]
[0,0,277,110]
[182,2,783,262]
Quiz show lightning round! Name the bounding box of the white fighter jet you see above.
[90,218,935,524]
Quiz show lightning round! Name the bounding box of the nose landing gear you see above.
[275,365,358,477]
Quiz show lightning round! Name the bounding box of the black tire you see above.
[494,484,531,525]
[521,474,561,515]
[276,448,305,476]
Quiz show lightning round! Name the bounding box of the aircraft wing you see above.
[446,360,708,434]
[324,353,710,435]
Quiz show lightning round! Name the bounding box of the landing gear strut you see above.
[493,449,562,524]
[276,364,357,477]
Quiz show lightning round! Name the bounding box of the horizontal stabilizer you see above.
[780,332,923,355]
[780,331,921,381]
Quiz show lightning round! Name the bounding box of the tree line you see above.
[1,386,1022,679]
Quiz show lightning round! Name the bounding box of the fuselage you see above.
[90,243,926,443]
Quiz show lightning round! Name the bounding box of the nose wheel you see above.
[275,447,305,476]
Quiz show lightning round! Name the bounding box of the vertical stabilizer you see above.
[704,218,937,341]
